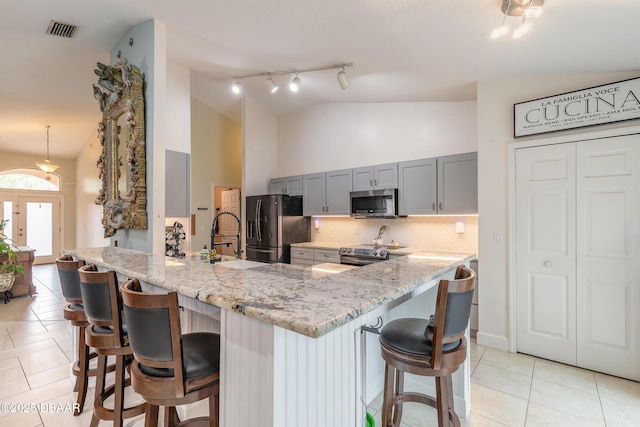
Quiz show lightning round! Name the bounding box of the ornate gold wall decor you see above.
[93,57,147,237]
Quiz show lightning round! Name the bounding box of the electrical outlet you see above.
[354,226,359,235]
[200,225,205,232]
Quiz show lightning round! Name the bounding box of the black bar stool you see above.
[56,255,115,416]
[379,264,476,427]
[120,277,220,427]
[78,264,147,427]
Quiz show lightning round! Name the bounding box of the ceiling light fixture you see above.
[491,0,543,39]
[289,74,301,92]
[337,67,350,90]
[36,125,60,173]
[266,75,279,93]
[231,80,242,94]
[230,63,353,94]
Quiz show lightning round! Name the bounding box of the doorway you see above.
[0,193,62,265]
[514,134,640,380]
[212,186,241,257]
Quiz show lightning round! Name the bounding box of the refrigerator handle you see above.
[256,199,262,242]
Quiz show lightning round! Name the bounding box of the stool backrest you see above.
[430,264,476,368]
[56,255,85,304]
[120,278,186,396]
[78,264,126,346]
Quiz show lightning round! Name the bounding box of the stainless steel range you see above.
[339,246,389,266]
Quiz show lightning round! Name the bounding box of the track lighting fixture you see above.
[289,74,301,92]
[337,67,350,90]
[266,76,279,93]
[230,63,353,95]
[231,80,242,94]
[491,0,544,39]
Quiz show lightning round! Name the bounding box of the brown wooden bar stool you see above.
[78,264,147,427]
[120,278,220,427]
[379,264,476,427]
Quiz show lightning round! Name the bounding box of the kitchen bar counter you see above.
[64,247,473,338]
[64,246,475,426]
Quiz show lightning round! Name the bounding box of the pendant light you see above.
[337,67,350,90]
[36,125,60,173]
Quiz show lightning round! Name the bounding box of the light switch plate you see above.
[493,231,503,243]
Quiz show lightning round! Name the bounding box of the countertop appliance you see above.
[350,189,398,218]
[339,246,389,266]
[246,194,310,264]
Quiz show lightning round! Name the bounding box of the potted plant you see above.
[0,219,24,302]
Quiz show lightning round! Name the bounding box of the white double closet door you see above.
[515,134,640,381]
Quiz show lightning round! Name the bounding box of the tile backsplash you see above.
[311,216,478,254]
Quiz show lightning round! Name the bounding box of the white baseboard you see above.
[476,331,509,352]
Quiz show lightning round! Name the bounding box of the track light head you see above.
[231,80,242,94]
[266,76,279,93]
[337,68,350,90]
[289,74,301,92]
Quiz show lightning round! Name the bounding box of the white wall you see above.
[277,101,477,176]
[166,61,191,154]
[476,71,639,351]
[242,97,279,197]
[75,129,109,249]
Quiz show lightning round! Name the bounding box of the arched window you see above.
[0,168,60,191]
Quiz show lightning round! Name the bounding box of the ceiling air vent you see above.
[46,20,78,38]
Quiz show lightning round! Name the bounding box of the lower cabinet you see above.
[290,247,341,266]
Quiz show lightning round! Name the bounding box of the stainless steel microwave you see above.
[350,189,398,218]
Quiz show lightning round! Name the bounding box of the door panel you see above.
[0,193,61,265]
[577,136,640,380]
[516,143,576,364]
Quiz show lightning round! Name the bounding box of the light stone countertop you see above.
[64,247,475,338]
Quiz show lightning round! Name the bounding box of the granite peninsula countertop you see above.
[64,247,475,338]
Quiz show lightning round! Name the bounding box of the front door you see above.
[515,143,577,365]
[0,193,62,265]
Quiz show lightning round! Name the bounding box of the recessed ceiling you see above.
[1,0,639,160]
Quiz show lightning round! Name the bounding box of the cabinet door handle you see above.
[374,179,378,186]
[325,206,329,213]
[432,203,435,210]
[370,179,373,187]
[439,202,443,210]
[543,261,552,267]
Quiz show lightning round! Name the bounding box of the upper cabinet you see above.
[269,175,302,196]
[398,152,477,215]
[352,163,398,191]
[303,169,352,216]
[437,152,478,215]
[165,150,190,218]
[398,158,437,215]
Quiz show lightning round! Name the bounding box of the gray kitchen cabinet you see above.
[302,173,326,216]
[398,158,437,215]
[352,163,398,191]
[269,175,302,196]
[165,150,190,217]
[290,247,314,266]
[437,152,478,215]
[313,249,340,265]
[302,169,352,216]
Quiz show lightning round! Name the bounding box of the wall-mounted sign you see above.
[514,77,640,138]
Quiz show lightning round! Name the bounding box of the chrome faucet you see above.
[211,211,243,259]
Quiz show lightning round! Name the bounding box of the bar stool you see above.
[120,278,220,427]
[379,265,476,427]
[78,264,147,427]
[56,255,102,415]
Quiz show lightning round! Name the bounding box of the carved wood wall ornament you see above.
[93,57,147,237]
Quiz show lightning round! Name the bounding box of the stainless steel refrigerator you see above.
[245,194,310,263]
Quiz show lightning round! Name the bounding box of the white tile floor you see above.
[0,264,639,427]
